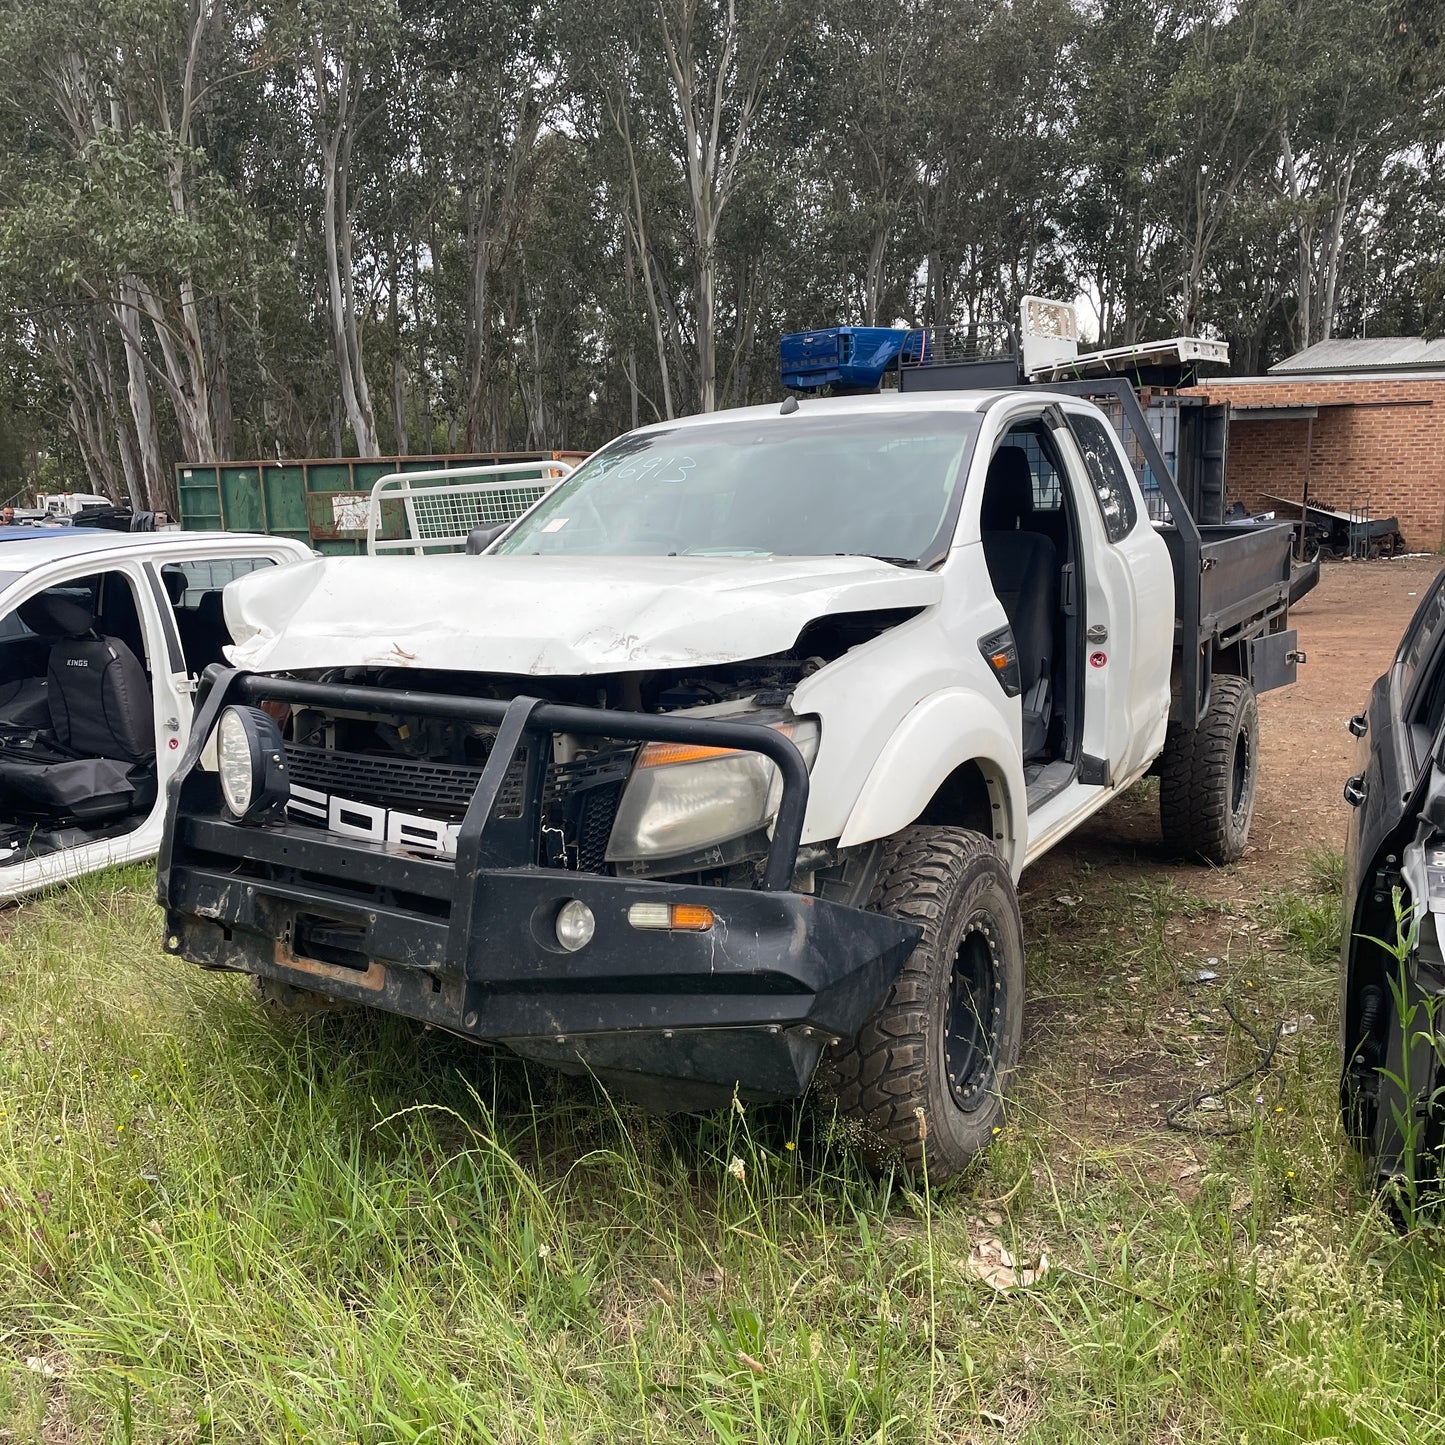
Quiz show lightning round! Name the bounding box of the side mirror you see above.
[465,524,507,554]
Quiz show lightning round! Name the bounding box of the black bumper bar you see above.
[157,670,920,1106]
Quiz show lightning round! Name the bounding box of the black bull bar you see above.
[158,670,920,1107]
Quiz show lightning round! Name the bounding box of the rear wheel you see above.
[822,826,1025,1180]
[1158,675,1259,864]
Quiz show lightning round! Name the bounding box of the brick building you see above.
[1185,338,1445,552]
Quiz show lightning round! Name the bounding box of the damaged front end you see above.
[159,664,919,1110]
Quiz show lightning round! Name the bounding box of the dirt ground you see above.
[1017,554,1445,1151]
[1028,552,1445,899]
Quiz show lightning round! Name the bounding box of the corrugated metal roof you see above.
[1270,337,1445,374]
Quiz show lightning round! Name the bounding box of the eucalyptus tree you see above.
[563,0,693,420]
[0,0,260,509]
[914,0,1078,338]
[258,0,401,457]
[571,0,800,414]
[1253,0,1415,348]
[1068,0,1185,344]
[402,0,561,449]
[1158,0,1276,333]
[807,0,926,326]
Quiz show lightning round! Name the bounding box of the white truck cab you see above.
[0,529,312,900]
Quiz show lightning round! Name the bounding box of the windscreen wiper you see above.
[843,553,916,568]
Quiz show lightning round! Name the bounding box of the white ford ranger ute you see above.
[158,381,1302,1179]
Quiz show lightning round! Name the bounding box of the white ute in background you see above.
[0,528,312,901]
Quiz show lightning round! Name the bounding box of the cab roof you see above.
[627,389,1002,437]
[0,528,302,573]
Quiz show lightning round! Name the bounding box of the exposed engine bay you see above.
[267,610,913,887]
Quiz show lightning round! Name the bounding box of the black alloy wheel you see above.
[944,914,1009,1112]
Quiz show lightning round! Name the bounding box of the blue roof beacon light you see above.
[779,326,927,393]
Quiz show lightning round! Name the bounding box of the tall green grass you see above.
[1,857,1442,1442]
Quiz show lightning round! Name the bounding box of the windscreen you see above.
[496,411,982,564]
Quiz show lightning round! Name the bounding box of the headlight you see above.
[605,719,819,863]
[216,705,290,824]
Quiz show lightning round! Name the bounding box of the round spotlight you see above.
[555,899,596,952]
[215,705,289,823]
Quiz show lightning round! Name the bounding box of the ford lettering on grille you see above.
[287,784,462,857]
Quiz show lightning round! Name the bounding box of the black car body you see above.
[1342,563,1445,1189]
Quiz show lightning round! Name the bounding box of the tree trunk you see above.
[622,223,641,430]
[463,189,493,450]
[210,299,235,460]
[863,227,890,328]
[696,241,717,413]
[1280,131,1312,348]
[418,225,434,453]
[314,40,379,456]
[336,104,378,453]
[1320,151,1356,342]
[653,0,782,413]
[87,325,146,510]
[50,326,123,502]
[388,268,408,453]
[113,283,164,510]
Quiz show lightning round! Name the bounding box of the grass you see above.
[1,852,1443,1442]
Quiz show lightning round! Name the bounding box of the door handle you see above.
[1344,774,1367,808]
[1348,712,1367,738]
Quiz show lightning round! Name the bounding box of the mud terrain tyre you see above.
[823,826,1025,1181]
[1158,675,1258,865]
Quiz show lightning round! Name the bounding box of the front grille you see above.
[551,748,634,873]
[575,781,626,871]
[282,740,633,871]
[286,744,483,818]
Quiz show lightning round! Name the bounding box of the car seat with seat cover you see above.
[0,676,51,729]
[0,605,56,729]
[161,567,235,673]
[980,445,1057,759]
[161,566,188,608]
[187,589,234,670]
[30,592,154,764]
[0,591,155,823]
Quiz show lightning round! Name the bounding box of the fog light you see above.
[555,899,596,952]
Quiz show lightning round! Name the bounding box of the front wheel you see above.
[822,826,1025,1181]
[1158,674,1259,865]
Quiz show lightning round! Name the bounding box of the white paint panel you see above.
[224,552,943,676]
